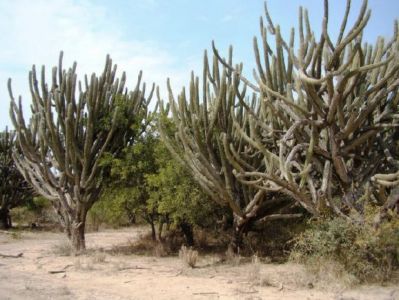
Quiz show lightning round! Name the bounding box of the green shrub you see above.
[10,206,37,227]
[11,196,56,227]
[87,188,132,230]
[291,211,399,283]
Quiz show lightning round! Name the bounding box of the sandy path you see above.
[0,228,398,300]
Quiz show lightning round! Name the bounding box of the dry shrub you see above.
[73,251,106,270]
[223,246,260,266]
[291,211,399,284]
[195,228,209,249]
[111,261,127,271]
[243,219,306,260]
[90,251,107,263]
[194,228,230,253]
[153,242,168,257]
[162,230,186,253]
[51,240,73,256]
[74,257,95,271]
[247,255,281,287]
[109,232,172,257]
[10,230,22,240]
[179,245,198,268]
[131,233,158,254]
[109,233,157,256]
[247,255,261,285]
[247,255,307,289]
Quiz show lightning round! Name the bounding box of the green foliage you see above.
[97,119,221,234]
[88,188,132,229]
[26,196,51,212]
[0,128,34,228]
[291,210,399,283]
[146,136,218,228]
[10,207,36,227]
[98,127,159,227]
[11,196,55,227]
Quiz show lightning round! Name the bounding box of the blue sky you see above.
[1,0,398,129]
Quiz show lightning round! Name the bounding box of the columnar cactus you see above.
[214,0,399,220]
[9,52,153,251]
[158,49,302,252]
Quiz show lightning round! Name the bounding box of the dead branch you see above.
[0,252,23,258]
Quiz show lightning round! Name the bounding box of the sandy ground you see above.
[0,227,398,300]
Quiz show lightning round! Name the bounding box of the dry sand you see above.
[0,227,398,300]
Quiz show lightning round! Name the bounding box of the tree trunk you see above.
[228,216,248,254]
[128,213,136,225]
[0,208,11,229]
[71,223,86,253]
[150,221,156,241]
[180,221,194,246]
[68,204,88,253]
[157,221,164,242]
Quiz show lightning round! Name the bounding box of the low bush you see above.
[51,240,74,256]
[291,210,399,283]
[11,196,57,228]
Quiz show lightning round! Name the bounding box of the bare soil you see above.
[0,227,398,300]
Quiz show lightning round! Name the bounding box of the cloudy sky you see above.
[0,0,398,129]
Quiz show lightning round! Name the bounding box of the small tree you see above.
[0,128,33,229]
[99,129,160,239]
[9,52,153,252]
[146,130,220,246]
[100,121,220,244]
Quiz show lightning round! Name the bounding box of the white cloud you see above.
[0,0,197,129]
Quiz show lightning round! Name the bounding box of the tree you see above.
[146,129,221,246]
[212,0,399,221]
[9,52,153,252]
[100,120,220,244]
[99,125,160,239]
[0,128,33,229]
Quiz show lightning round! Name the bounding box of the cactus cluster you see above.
[7,0,399,252]
[159,0,399,248]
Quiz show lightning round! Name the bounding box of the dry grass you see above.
[73,252,107,271]
[108,233,156,256]
[153,242,168,257]
[223,247,248,266]
[247,255,261,285]
[304,259,359,289]
[195,229,210,249]
[51,240,73,256]
[90,251,107,264]
[179,245,198,268]
[108,232,171,257]
[74,257,95,271]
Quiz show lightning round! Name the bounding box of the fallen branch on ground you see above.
[118,266,150,271]
[0,252,23,258]
[48,270,66,274]
[192,292,219,295]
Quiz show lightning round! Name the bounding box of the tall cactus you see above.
[9,52,153,251]
[158,49,302,252]
[214,0,399,220]
[0,128,33,229]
